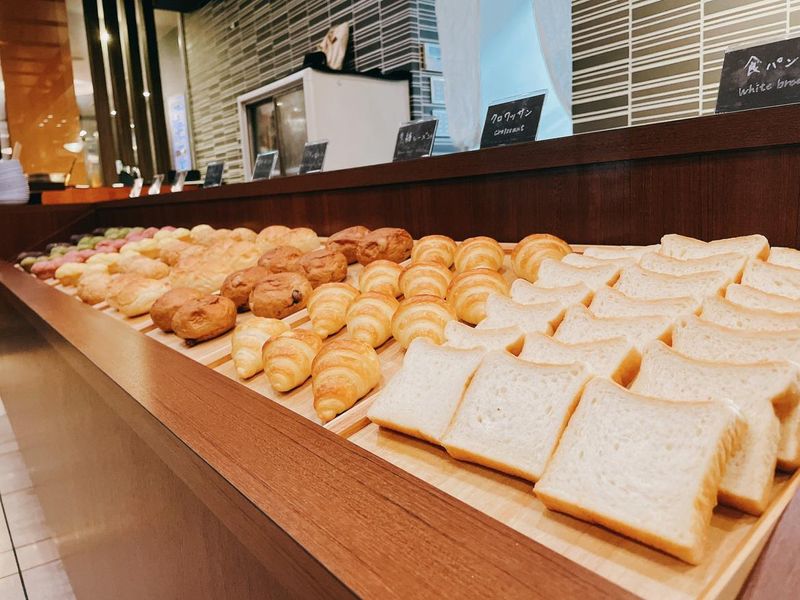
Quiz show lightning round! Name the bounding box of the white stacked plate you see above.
[0,159,29,204]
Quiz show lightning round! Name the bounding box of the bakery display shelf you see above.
[32,241,800,599]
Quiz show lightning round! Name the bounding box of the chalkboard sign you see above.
[171,170,187,193]
[299,141,328,174]
[716,37,800,113]
[148,174,164,196]
[203,161,224,188]
[393,119,438,162]
[252,151,278,181]
[480,94,545,149]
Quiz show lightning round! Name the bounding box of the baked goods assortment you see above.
[22,225,800,568]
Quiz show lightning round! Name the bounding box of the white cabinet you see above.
[237,68,410,179]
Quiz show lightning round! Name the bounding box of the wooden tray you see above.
[31,245,798,599]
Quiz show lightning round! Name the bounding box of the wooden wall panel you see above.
[0,204,97,261]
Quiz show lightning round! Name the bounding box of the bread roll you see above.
[159,239,195,266]
[312,339,381,422]
[230,227,257,243]
[150,287,203,332]
[77,272,112,305]
[55,262,108,287]
[511,234,571,282]
[220,241,260,271]
[325,225,370,263]
[168,262,230,295]
[307,282,359,338]
[446,268,510,325]
[262,330,324,392]
[107,277,170,317]
[454,236,504,273]
[231,318,290,379]
[399,261,452,298]
[346,292,399,347]
[411,235,457,268]
[249,272,313,319]
[255,225,290,253]
[392,295,457,349]
[299,248,348,287]
[277,227,320,253]
[356,227,413,265]
[257,245,304,274]
[190,224,216,245]
[172,295,237,344]
[220,266,270,310]
[359,260,403,297]
[119,255,170,279]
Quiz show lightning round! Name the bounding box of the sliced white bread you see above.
[561,253,637,269]
[475,293,564,334]
[701,295,800,332]
[535,259,620,291]
[442,352,590,481]
[614,264,729,303]
[589,286,699,320]
[582,244,660,260]
[520,333,640,385]
[767,246,800,271]
[444,321,524,354]
[639,251,747,283]
[535,377,744,565]
[726,283,800,313]
[672,315,800,470]
[631,341,796,515]
[660,233,769,260]
[741,259,800,300]
[554,304,673,351]
[367,338,484,444]
[510,279,593,307]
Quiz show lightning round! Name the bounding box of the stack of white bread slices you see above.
[367,232,800,565]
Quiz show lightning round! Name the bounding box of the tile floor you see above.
[0,397,75,600]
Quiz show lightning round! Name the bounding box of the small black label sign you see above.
[299,141,328,174]
[252,151,278,181]
[716,37,800,113]
[393,119,438,161]
[480,94,544,149]
[203,161,224,187]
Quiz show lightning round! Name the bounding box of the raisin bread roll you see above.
[231,318,290,379]
[249,272,313,319]
[220,266,270,310]
[399,261,453,298]
[454,236,504,273]
[255,225,290,253]
[359,260,403,297]
[257,245,305,274]
[172,295,237,344]
[326,225,370,263]
[307,282,360,338]
[262,330,324,392]
[446,268,510,324]
[299,248,348,287]
[356,227,413,265]
[108,277,171,317]
[150,287,203,332]
[312,339,381,422]
[346,292,400,347]
[411,235,457,268]
[512,234,571,282]
[392,295,457,349]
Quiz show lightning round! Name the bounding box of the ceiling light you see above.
[142,91,151,98]
[79,129,87,137]
[47,114,53,119]
[110,110,117,116]
[100,30,110,43]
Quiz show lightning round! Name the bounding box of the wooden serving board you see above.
[26,242,799,598]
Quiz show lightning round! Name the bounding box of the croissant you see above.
[398,261,453,298]
[325,225,370,263]
[358,260,403,297]
[107,277,171,317]
[262,329,324,392]
[230,317,291,379]
[346,292,400,347]
[150,287,204,332]
[391,295,457,349]
[172,295,237,344]
[446,268,510,324]
[356,227,413,265]
[312,338,381,422]
[411,235,457,268]
[511,233,571,282]
[255,225,290,253]
[307,282,360,338]
[453,236,504,273]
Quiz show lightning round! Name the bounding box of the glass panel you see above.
[274,88,307,176]
[248,99,278,168]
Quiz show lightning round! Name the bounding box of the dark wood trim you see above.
[0,204,97,261]
[82,0,117,185]
[0,262,630,599]
[141,0,172,174]
[102,0,135,168]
